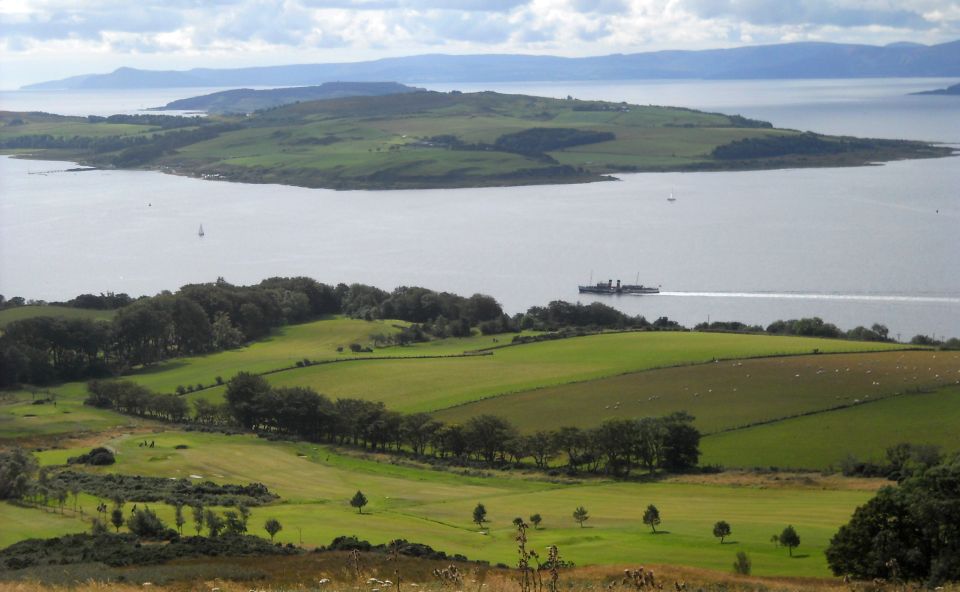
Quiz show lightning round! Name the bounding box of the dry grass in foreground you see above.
[663,471,888,492]
[1,553,953,592]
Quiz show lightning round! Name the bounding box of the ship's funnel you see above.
[608,279,612,288]
[616,279,621,288]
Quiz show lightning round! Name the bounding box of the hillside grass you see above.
[0,305,115,328]
[0,391,138,441]
[701,384,960,470]
[0,502,93,546]
[159,96,800,185]
[119,316,407,394]
[19,429,875,577]
[433,350,957,433]
[187,332,906,413]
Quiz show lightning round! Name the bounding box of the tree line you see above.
[0,278,507,387]
[1,278,678,388]
[4,277,957,390]
[83,373,701,477]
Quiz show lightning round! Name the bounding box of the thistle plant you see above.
[546,545,561,592]
[515,518,533,592]
[432,565,463,587]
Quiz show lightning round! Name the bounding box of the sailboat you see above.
[667,190,677,202]
[198,224,205,238]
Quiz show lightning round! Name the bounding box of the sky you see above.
[1,0,959,89]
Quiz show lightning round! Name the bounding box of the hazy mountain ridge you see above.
[912,81,960,95]
[24,40,960,90]
[150,81,424,113]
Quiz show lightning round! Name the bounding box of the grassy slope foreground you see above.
[0,429,877,578]
[1,91,951,190]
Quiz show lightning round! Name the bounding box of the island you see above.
[1,89,953,190]
[912,82,960,95]
[150,81,424,114]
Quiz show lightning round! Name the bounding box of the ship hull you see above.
[578,285,659,295]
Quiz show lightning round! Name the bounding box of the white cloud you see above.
[1,0,958,88]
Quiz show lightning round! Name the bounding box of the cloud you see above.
[1,0,959,84]
[679,0,938,30]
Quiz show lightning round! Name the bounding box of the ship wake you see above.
[656,291,960,304]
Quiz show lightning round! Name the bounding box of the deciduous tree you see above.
[713,520,732,543]
[643,505,661,533]
[573,506,589,528]
[350,490,368,514]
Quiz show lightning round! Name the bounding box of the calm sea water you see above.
[1,79,958,339]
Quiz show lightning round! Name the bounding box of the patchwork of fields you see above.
[3,315,958,579]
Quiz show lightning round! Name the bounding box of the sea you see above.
[1,78,958,339]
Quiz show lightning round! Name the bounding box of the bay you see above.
[1,79,958,339]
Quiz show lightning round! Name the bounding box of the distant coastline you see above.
[912,82,960,95]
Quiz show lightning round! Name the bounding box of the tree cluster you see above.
[839,442,944,481]
[85,380,190,422]
[0,531,296,571]
[712,132,877,160]
[492,128,615,157]
[0,278,504,387]
[519,300,672,332]
[219,373,701,475]
[826,454,960,584]
[48,470,277,507]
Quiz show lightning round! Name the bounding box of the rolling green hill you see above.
[2,317,954,579]
[1,91,949,190]
[181,331,903,413]
[152,81,423,113]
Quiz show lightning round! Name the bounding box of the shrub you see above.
[733,551,751,575]
[127,508,169,538]
[67,447,115,466]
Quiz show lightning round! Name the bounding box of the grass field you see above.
[15,429,877,577]
[0,502,93,546]
[185,332,905,413]
[701,385,960,470]
[434,350,960,433]
[0,305,115,328]
[0,391,139,441]
[120,316,407,394]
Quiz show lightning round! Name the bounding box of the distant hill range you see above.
[23,40,960,90]
[151,81,423,113]
[912,81,960,95]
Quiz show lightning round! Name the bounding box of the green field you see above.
[0,502,94,546]
[0,305,115,329]
[184,331,904,413]
[434,350,959,432]
[0,391,138,440]
[701,385,960,470]
[120,316,408,394]
[11,429,874,577]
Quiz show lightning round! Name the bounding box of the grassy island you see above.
[1,90,953,190]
